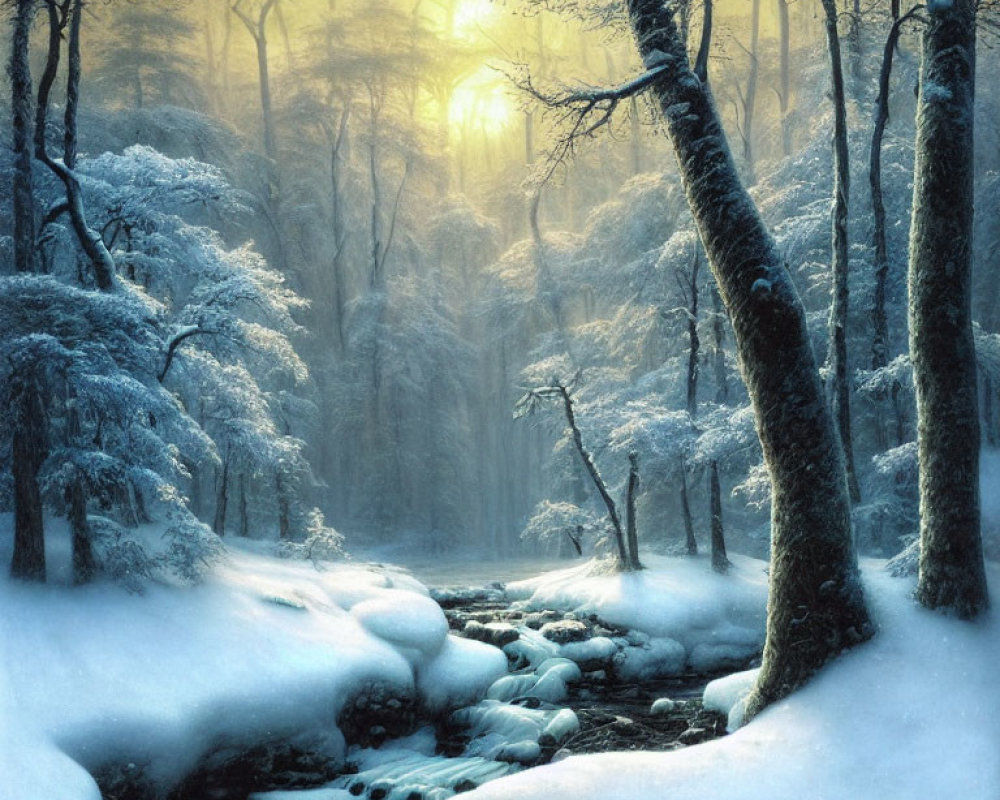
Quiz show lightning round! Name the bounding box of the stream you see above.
[314,575,735,800]
[101,567,739,800]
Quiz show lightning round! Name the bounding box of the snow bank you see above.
[0,519,503,798]
[507,553,769,672]
[464,562,1000,800]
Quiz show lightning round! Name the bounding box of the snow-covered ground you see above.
[5,513,998,800]
[0,518,506,800]
[466,562,1000,800]
[506,553,768,673]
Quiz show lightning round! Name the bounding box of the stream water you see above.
[313,573,733,800]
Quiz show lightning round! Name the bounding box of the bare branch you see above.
[511,63,670,186]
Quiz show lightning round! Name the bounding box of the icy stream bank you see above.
[253,565,761,800]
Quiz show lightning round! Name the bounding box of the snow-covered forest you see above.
[1,0,998,798]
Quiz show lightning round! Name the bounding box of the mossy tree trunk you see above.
[626,0,872,722]
[909,0,989,619]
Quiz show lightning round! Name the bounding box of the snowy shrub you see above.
[855,443,919,555]
[521,500,603,555]
[89,518,156,594]
[276,509,345,563]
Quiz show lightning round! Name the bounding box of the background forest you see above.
[2,0,1000,578]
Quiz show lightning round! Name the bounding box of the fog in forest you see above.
[3,0,1000,568]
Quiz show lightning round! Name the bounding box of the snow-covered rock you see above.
[417,636,508,713]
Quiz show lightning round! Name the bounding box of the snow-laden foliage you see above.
[2,143,326,585]
[520,500,603,552]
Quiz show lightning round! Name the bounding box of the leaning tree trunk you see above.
[627,0,872,722]
[558,385,629,569]
[909,0,988,618]
[820,0,862,504]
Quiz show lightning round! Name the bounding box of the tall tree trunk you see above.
[909,0,988,618]
[777,0,792,156]
[627,0,871,722]
[213,457,229,536]
[67,396,96,584]
[69,476,95,584]
[35,0,115,290]
[10,0,37,275]
[684,250,700,417]
[276,469,291,541]
[680,458,697,555]
[11,378,46,581]
[742,0,761,172]
[709,460,729,573]
[708,461,732,575]
[870,9,918,451]
[821,0,861,504]
[712,284,729,404]
[625,452,642,570]
[239,472,250,537]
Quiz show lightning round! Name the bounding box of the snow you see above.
[507,553,769,672]
[6,519,998,800]
[464,562,1000,800]
[0,518,504,799]
[416,634,509,713]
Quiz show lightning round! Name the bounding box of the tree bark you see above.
[10,0,37,275]
[239,472,250,537]
[35,0,116,291]
[625,452,642,570]
[821,0,861,504]
[626,0,871,721]
[870,10,916,452]
[276,468,290,541]
[680,458,697,555]
[213,457,229,536]
[11,378,47,581]
[777,0,792,156]
[909,0,988,618]
[712,284,729,404]
[742,0,761,171]
[683,250,700,417]
[710,460,729,573]
[69,476,95,584]
[558,385,629,570]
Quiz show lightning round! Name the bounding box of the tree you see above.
[620,0,872,719]
[232,0,280,167]
[34,0,116,290]
[90,1,201,110]
[7,0,46,581]
[820,0,862,504]
[515,373,639,571]
[908,0,988,618]
[9,0,37,276]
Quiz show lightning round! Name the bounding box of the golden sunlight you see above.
[452,0,497,37]
[449,66,514,131]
